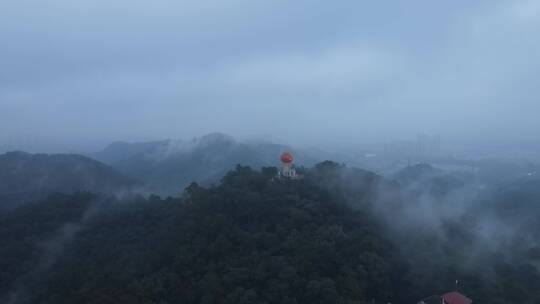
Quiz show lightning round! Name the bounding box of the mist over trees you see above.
[89,133,325,195]
[1,162,539,303]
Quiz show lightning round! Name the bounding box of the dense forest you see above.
[1,162,539,303]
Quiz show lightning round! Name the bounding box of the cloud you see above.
[0,0,538,151]
[512,0,540,23]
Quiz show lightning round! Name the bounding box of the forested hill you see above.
[90,133,326,195]
[1,162,539,303]
[0,151,138,209]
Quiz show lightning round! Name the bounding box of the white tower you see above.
[280,152,297,178]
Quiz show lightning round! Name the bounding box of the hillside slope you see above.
[1,163,539,303]
[0,164,401,304]
[90,140,169,164]
[95,133,324,194]
[0,152,138,208]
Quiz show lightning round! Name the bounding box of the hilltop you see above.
[91,133,325,194]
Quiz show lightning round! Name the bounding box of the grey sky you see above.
[1,0,539,152]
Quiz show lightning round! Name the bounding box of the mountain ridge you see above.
[0,151,138,209]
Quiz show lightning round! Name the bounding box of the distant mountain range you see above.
[90,139,170,164]
[0,133,337,208]
[0,151,138,209]
[90,133,327,195]
[3,133,535,209]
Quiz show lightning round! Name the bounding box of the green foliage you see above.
[1,163,540,303]
[0,192,97,297]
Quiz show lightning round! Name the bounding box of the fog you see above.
[1,0,539,152]
[4,200,101,304]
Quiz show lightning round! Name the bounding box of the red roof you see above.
[442,292,472,304]
[281,152,293,163]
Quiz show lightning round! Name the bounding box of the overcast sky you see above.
[1,0,539,152]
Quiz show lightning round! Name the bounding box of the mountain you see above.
[93,133,324,195]
[0,163,404,304]
[1,162,540,303]
[90,140,169,164]
[0,151,138,209]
